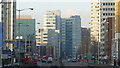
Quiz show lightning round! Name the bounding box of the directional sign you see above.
[113,51,116,57]
[14,40,19,49]
[7,54,11,57]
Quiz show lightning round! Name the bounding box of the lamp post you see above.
[17,8,33,65]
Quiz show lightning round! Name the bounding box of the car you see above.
[67,58,72,62]
[41,59,47,63]
[72,58,77,62]
[72,59,77,62]
[47,57,53,63]
[38,58,41,61]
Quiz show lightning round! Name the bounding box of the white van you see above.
[47,57,53,63]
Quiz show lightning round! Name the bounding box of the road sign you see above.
[7,54,11,57]
[113,51,116,57]
[14,40,19,49]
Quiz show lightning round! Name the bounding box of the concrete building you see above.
[44,10,61,58]
[81,28,90,58]
[100,17,115,64]
[36,29,47,56]
[44,10,61,30]
[91,0,115,62]
[1,0,16,51]
[91,0,99,42]
[61,15,81,58]
[113,0,120,62]
[0,0,16,66]
[36,29,59,57]
[99,0,115,63]
[36,10,61,58]
[90,0,101,59]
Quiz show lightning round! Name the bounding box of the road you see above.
[37,60,114,67]
[37,60,90,66]
[37,61,60,66]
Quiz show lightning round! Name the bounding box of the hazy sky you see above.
[17,0,91,29]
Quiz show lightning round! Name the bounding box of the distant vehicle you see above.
[41,56,47,63]
[72,57,77,62]
[47,57,53,63]
[67,58,72,62]
[76,59,81,62]
[24,53,38,64]
[41,58,47,63]
[72,59,77,62]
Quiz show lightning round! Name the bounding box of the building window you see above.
[53,22,56,24]
[95,6,99,8]
[36,38,40,39]
[43,37,47,38]
[43,40,47,42]
[38,43,41,45]
[47,22,50,24]
[44,34,48,35]
[103,13,105,16]
[103,3,105,5]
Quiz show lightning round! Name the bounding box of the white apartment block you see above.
[36,10,61,57]
[91,0,100,42]
[99,0,115,59]
[44,10,61,30]
[91,0,115,62]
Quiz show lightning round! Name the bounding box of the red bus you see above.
[24,53,38,64]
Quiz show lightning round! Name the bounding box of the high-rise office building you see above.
[0,0,16,66]
[61,15,81,58]
[16,15,36,54]
[37,10,61,57]
[1,0,16,51]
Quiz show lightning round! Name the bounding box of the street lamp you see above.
[17,8,33,65]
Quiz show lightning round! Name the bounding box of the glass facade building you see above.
[61,15,81,58]
[16,19,36,53]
